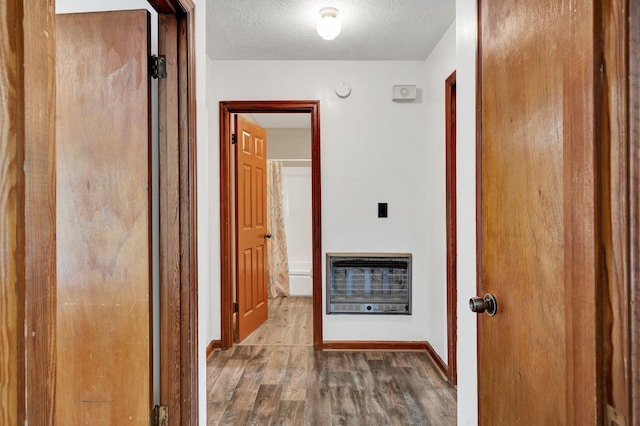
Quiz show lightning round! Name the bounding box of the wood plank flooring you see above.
[238,297,313,346]
[209,297,457,425]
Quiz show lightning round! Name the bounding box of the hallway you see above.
[207,297,456,425]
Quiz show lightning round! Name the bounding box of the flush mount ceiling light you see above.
[317,7,341,40]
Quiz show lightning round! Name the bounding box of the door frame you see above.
[631,0,640,419]
[219,100,322,351]
[606,0,640,421]
[154,3,198,424]
[445,70,457,386]
[17,0,198,424]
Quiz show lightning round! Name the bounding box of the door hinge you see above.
[232,134,237,145]
[607,404,626,426]
[233,302,239,313]
[149,55,167,79]
[152,405,169,426]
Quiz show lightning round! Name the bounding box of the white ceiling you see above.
[206,0,456,60]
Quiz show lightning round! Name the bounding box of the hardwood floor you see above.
[208,297,457,425]
[238,297,313,346]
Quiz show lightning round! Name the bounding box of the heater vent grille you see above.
[327,253,411,315]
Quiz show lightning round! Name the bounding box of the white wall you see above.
[208,59,425,341]
[456,0,479,424]
[281,166,313,296]
[266,128,312,159]
[266,128,313,296]
[193,3,209,426]
[206,25,456,352]
[422,23,456,360]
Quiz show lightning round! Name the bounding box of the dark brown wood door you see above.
[477,1,570,423]
[56,10,152,424]
[235,115,269,341]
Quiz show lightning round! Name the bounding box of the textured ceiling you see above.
[206,0,456,60]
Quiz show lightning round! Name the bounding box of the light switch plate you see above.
[378,202,388,218]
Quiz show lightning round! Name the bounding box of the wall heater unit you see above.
[327,253,412,314]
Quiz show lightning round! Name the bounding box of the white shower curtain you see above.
[266,160,290,298]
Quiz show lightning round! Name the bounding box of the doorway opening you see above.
[220,101,323,350]
[235,113,314,346]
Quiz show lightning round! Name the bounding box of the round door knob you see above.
[469,293,498,316]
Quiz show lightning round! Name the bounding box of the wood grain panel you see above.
[18,1,197,423]
[309,103,322,351]
[175,8,198,422]
[255,135,265,159]
[240,249,253,316]
[601,0,630,421]
[255,166,265,228]
[237,297,312,346]
[207,345,456,424]
[628,1,640,424]
[158,13,182,426]
[241,131,251,154]
[241,165,252,228]
[255,245,266,307]
[219,105,234,349]
[0,1,24,424]
[629,0,639,423]
[478,0,570,423]
[146,0,176,14]
[22,0,57,423]
[55,11,152,424]
[444,70,456,386]
[478,0,612,423]
[235,116,268,341]
[206,340,223,359]
[563,1,600,423]
[424,341,448,380]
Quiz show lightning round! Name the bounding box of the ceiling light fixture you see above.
[317,7,341,40]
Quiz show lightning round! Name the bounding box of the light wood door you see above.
[235,115,269,342]
[477,0,596,423]
[56,10,152,424]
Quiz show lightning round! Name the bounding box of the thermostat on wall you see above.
[392,85,417,101]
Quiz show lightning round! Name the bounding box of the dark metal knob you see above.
[264,233,272,239]
[469,293,498,316]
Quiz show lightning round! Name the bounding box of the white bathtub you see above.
[288,260,312,296]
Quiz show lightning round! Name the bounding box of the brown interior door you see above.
[477,1,568,423]
[55,10,153,424]
[235,115,269,342]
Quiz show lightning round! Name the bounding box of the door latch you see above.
[469,293,498,316]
